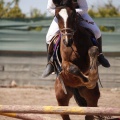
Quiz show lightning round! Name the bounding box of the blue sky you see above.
[4,0,120,16]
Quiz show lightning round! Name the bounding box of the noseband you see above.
[60,28,75,36]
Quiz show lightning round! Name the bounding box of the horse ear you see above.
[53,0,63,7]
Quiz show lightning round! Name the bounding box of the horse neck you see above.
[74,27,93,50]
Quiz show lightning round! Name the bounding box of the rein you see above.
[70,46,80,58]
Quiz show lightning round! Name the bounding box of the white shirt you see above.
[47,0,88,15]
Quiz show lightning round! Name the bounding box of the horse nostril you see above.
[63,38,73,47]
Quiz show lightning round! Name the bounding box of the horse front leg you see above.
[88,46,99,83]
[55,78,73,120]
[85,84,100,120]
[78,83,100,120]
[83,46,99,89]
[61,61,89,87]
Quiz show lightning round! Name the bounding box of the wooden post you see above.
[0,105,120,116]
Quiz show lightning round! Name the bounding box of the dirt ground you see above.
[0,87,120,120]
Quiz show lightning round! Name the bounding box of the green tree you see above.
[0,0,4,10]
[14,0,19,6]
[88,0,120,17]
[0,0,8,17]
[3,5,25,18]
[30,8,46,18]
[0,0,25,18]
[0,0,46,18]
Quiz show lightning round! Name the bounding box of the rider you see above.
[42,0,110,77]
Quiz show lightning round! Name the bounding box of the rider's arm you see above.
[47,0,56,15]
[76,0,88,15]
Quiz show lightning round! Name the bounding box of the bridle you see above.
[60,28,79,58]
[59,15,78,47]
[59,13,78,47]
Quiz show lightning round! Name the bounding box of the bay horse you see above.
[52,2,100,120]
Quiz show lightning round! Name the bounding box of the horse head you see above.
[55,3,77,47]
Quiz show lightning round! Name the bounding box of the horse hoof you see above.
[88,46,99,58]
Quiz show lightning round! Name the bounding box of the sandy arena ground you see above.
[0,87,120,120]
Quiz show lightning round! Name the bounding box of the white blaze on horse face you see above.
[59,9,68,41]
[59,9,68,28]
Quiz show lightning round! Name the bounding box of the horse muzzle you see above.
[63,38,73,47]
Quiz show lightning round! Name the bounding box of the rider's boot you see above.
[97,37,110,68]
[42,44,54,78]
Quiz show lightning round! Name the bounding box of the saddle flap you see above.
[48,34,60,54]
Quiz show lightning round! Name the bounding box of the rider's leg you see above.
[80,13,110,68]
[97,36,110,67]
[42,17,59,77]
[42,43,54,78]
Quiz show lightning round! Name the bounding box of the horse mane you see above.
[61,0,73,7]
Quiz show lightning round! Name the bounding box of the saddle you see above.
[48,34,60,55]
